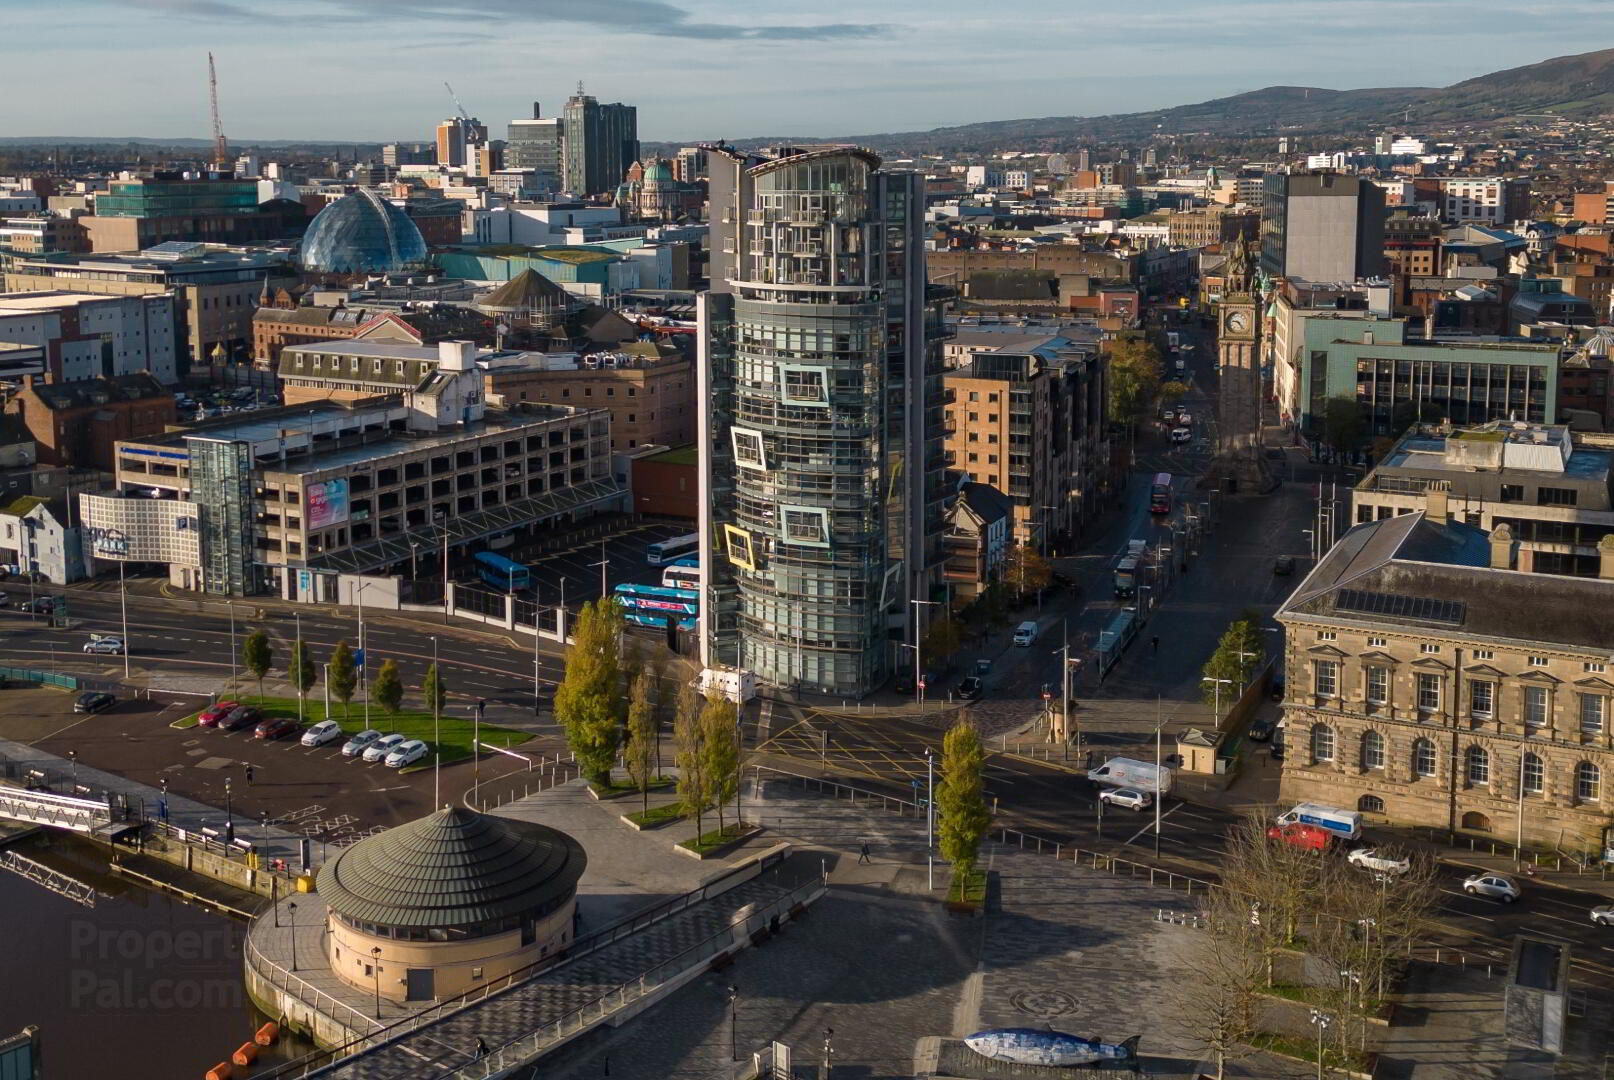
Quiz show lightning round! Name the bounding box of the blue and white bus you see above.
[474,550,531,592]
[661,560,702,590]
[612,582,699,616]
[625,610,697,632]
[645,533,699,566]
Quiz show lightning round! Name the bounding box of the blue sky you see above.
[3,0,1611,142]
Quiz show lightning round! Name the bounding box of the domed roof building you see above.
[316,806,585,1003]
[299,189,428,275]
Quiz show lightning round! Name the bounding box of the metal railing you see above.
[444,876,827,1080]
[244,932,384,1040]
[0,666,78,689]
[0,787,109,833]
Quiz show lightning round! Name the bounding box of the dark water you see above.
[0,833,314,1078]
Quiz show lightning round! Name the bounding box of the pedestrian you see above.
[1150,636,1159,654]
[858,841,871,865]
[244,763,255,785]
[473,1037,488,1059]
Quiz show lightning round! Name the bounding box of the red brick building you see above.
[6,372,175,469]
[630,445,697,519]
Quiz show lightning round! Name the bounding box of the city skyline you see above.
[8,0,1614,142]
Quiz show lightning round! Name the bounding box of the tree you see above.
[289,638,317,720]
[1159,379,1191,402]
[1002,543,1052,602]
[673,685,708,838]
[422,662,446,716]
[242,629,272,703]
[371,658,404,724]
[1322,394,1365,454]
[624,671,657,816]
[937,719,990,880]
[1200,616,1264,709]
[554,599,626,787]
[921,616,963,669]
[701,694,741,837]
[1106,335,1164,426]
[328,641,358,720]
[1174,883,1265,1080]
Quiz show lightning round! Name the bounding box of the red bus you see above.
[1149,472,1172,514]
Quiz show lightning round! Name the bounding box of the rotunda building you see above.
[315,806,585,1003]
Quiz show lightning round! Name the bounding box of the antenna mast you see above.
[208,52,229,173]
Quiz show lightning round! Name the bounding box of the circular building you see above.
[299,189,427,275]
[316,806,585,1003]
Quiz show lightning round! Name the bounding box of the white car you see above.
[301,719,343,747]
[1463,872,1521,903]
[341,729,383,757]
[363,733,407,763]
[384,739,428,768]
[1592,905,1614,927]
[1170,426,1192,444]
[1347,848,1411,876]
[83,637,125,655]
[1098,787,1152,811]
[1176,412,1193,425]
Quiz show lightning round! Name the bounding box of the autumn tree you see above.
[422,662,447,716]
[673,685,708,837]
[624,670,658,816]
[1002,543,1052,603]
[701,694,741,838]
[937,719,990,881]
[921,615,963,669]
[554,599,626,787]
[242,629,272,703]
[1106,334,1164,426]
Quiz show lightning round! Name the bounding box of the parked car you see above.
[73,691,115,714]
[0,593,10,608]
[1247,717,1274,742]
[363,733,407,763]
[198,701,239,728]
[1161,405,1179,422]
[219,705,263,732]
[1273,555,1296,576]
[893,672,915,695]
[1462,872,1521,902]
[19,597,54,614]
[1176,411,1193,425]
[301,719,343,747]
[342,729,384,757]
[384,739,429,768]
[1098,787,1152,811]
[253,716,299,741]
[1170,426,1192,444]
[1269,740,1285,762]
[956,676,984,700]
[83,636,125,655]
[1592,905,1614,926]
[1347,848,1411,876]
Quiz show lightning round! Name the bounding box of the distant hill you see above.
[737,46,1614,153]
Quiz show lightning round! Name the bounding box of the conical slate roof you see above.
[316,807,585,930]
[479,268,568,313]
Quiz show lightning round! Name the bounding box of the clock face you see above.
[1225,311,1249,334]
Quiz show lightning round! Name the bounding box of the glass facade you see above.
[188,436,255,596]
[299,190,427,275]
[95,178,259,218]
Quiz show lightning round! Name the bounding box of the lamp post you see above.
[591,540,609,600]
[117,557,130,679]
[67,749,77,789]
[1202,676,1231,725]
[925,746,935,892]
[910,598,938,705]
[228,602,238,694]
[371,946,383,1019]
[288,900,299,972]
[1153,696,1166,858]
[473,698,485,808]
[822,1027,834,1079]
[223,776,233,844]
[409,541,419,581]
[294,611,304,725]
[355,581,373,728]
[726,983,738,1061]
[1308,1008,1331,1080]
[431,635,441,809]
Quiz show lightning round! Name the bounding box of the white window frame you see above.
[730,427,767,471]
[1470,680,1494,719]
[1361,730,1385,770]
[1524,686,1549,729]
[1413,739,1437,778]
[1522,753,1544,795]
[778,364,830,407]
[1577,761,1601,802]
[779,504,830,548]
[1366,666,1389,706]
[1314,660,1338,698]
[1580,693,1606,735]
[1466,745,1490,785]
[1416,672,1441,712]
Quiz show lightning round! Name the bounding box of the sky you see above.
[3,0,1612,143]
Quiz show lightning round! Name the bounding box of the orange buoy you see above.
[204,1063,234,1080]
[254,1022,279,1047]
[232,1042,259,1066]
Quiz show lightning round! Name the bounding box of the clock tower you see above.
[1214,240,1270,489]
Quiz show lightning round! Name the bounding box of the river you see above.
[0,832,314,1078]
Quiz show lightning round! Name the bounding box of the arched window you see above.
[1461,810,1492,832]
[1522,753,1544,796]
[1467,746,1490,785]
[1577,761,1601,802]
[1361,731,1385,770]
[1311,723,1335,763]
[1358,794,1385,813]
[1412,738,1436,778]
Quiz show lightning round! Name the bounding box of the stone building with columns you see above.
[1275,508,1614,856]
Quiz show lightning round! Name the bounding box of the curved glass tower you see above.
[700,147,947,697]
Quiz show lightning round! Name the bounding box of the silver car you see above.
[1098,787,1152,811]
[1592,905,1614,926]
[1462,872,1521,903]
[341,728,383,757]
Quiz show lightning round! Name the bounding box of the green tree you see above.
[673,685,708,838]
[554,599,626,787]
[371,658,404,724]
[1322,394,1365,454]
[938,719,991,880]
[422,662,447,716]
[1106,335,1164,426]
[1201,617,1265,709]
[921,615,963,669]
[624,671,658,816]
[288,637,317,720]
[1002,543,1052,602]
[701,694,741,837]
[328,641,358,720]
[242,629,272,703]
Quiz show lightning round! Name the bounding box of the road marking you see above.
[1122,802,1185,845]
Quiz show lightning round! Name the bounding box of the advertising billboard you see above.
[306,478,349,530]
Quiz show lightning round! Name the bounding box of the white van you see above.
[1274,803,1361,839]
[1013,621,1038,647]
[1089,756,1172,794]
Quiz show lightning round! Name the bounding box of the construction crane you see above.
[444,81,471,123]
[208,52,229,173]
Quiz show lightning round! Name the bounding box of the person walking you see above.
[244,763,255,785]
[473,1037,488,1060]
[858,841,872,865]
[1150,636,1159,655]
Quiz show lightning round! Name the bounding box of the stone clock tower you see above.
[1213,240,1271,490]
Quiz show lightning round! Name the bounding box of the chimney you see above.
[1489,523,1514,570]
[1424,483,1449,523]
[1600,534,1614,580]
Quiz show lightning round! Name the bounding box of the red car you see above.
[219,705,263,732]
[198,701,240,728]
[253,716,299,741]
[1267,822,1335,853]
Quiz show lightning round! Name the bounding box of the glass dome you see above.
[299,189,427,274]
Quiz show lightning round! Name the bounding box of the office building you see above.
[562,91,638,197]
[1429,177,1530,226]
[1276,509,1614,854]
[434,116,488,170]
[382,143,435,168]
[1353,422,1614,577]
[699,145,949,696]
[1383,211,1444,279]
[252,305,422,370]
[507,105,565,176]
[482,348,694,452]
[0,291,177,384]
[82,340,619,597]
[1260,172,1388,283]
[0,212,88,255]
[82,175,296,253]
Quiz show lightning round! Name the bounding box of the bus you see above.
[1149,472,1172,515]
[646,533,699,566]
[474,550,530,592]
[661,561,702,590]
[612,582,699,616]
[625,610,697,633]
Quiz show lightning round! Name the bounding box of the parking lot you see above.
[452,518,694,607]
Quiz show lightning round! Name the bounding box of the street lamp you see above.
[431,635,441,809]
[591,540,609,600]
[822,1028,834,1079]
[910,599,938,705]
[371,946,383,1019]
[288,900,299,972]
[117,557,130,679]
[726,983,739,1061]
[223,776,233,845]
[1308,1008,1331,1080]
[354,580,375,729]
[294,611,304,725]
[228,602,238,695]
[925,746,935,891]
[1202,677,1232,724]
[410,541,420,581]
